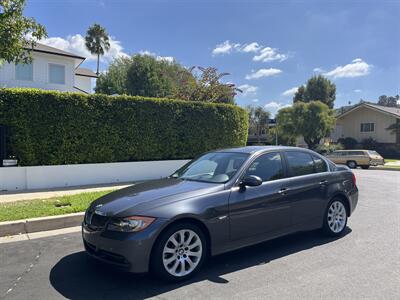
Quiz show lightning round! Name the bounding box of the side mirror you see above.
[241,175,262,187]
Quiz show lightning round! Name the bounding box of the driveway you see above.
[0,170,399,299]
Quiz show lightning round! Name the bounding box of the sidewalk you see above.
[0,182,134,204]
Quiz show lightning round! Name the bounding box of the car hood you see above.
[89,178,223,217]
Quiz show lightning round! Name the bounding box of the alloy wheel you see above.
[327,201,347,233]
[162,229,203,277]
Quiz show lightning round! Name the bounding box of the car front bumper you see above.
[82,218,168,273]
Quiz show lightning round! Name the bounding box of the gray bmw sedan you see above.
[82,146,358,281]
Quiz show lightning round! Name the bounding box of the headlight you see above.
[107,216,155,232]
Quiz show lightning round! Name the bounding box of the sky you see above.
[26,0,400,115]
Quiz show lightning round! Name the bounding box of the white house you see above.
[0,43,97,94]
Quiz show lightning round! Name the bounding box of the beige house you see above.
[331,103,400,147]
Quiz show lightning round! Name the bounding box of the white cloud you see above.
[252,99,259,102]
[264,101,292,115]
[245,68,282,80]
[238,84,258,96]
[324,58,371,78]
[354,89,362,93]
[313,67,325,73]
[282,87,299,97]
[212,41,288,63]
[40,34,128,63]
[139,50,174,63]
[212,40,240,56]
[253,47,288,62]
[241,42,261,53]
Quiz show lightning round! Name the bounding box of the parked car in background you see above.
[82,146,358,282]
[325,150,385,169]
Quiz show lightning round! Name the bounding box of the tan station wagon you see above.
[326,150,385,169]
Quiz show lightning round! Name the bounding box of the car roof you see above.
[213,146,310,154]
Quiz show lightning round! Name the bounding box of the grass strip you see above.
[0,190,113,222]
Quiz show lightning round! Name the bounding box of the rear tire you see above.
[151,222,207,282]
[322,198,348,237]
[347,161,357,169]
[361,165,370,169]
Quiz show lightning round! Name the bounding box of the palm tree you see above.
[85,24,110,75]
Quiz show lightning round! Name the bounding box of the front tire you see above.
[151,223,207,282]
[322,198,348,237]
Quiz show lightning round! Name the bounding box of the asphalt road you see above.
[1,170,399,300]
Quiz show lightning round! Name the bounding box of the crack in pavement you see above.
[1,250,42,299]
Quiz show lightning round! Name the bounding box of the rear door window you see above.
[313,155,328,173]
[285,151,315,177]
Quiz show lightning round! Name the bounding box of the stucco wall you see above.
[332,106,398,143]
[0,160,189,191]
[74,75,93,93]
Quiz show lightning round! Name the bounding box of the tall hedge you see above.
[0,89,248,166]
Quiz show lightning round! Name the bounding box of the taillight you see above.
[352,172,357,186]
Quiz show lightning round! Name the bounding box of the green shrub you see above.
[337,137,358,149]
[0,88,248,166]
[315,143,344,155]
[361,137,379,150]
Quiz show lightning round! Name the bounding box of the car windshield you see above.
[171,152,249,183]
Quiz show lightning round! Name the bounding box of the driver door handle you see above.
[319,179,328,185]
[278,187,289,195]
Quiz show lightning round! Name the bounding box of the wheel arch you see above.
[330,192,352,217]
[149,216,212,267]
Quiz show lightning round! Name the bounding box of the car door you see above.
[283,151,329,227]
[228,152,292,241]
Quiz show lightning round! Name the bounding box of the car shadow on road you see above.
[49,228,351,299]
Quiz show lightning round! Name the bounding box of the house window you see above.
[49,64,65,84]
[360,123,375,132]
[15,63,33,81]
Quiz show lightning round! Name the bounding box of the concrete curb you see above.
[0,212,84,237]
[371,167,400,171]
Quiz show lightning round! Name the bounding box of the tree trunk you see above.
[304,137,320,150]
[96,53,100,75]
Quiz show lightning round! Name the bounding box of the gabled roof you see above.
[25,42,86,60]
[75,67,98,78]
[337,102,400,119]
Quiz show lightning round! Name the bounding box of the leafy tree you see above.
[377,95,400,107]
[293,75,336,108]
[0,0,47,64]
[94,56,132,95]
[85,23,110,75]
[184,67,241,104]
[95,57,240,104]
[293,86,305,103]
[276,101,336,149]
[125,55,198,98]
[246,106,270,143]
[96,55,194,97]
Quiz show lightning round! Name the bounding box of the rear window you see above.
[368,150,380,156]
[285,151,315,177]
